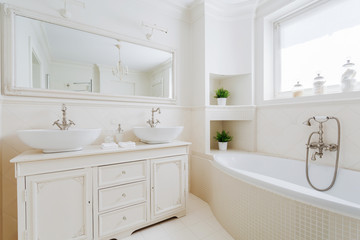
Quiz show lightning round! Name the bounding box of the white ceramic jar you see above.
[292,81,304,97]
[313,74,325,95]
[341,60,356,92]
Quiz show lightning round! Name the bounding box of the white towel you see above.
[101,142,119,149]
[118,141,136,148]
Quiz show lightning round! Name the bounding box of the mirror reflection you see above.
[15,16,173,98]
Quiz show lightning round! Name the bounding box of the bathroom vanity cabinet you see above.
[11,141,190,240]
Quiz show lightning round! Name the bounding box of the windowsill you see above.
[260,87,360,107]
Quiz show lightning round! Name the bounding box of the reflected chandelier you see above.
[112,42,128,81]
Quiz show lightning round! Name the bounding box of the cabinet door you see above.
[26,169,92,240]
[151,156,185,219]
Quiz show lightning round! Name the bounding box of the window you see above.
[274,0,360,97]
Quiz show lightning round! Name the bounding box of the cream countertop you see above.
[10,141,191,163]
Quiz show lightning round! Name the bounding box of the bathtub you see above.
[190,151,360,239]
[212,152,360,219]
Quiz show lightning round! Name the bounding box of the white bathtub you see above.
[212,151,360,219]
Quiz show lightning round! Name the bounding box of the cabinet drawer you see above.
[99,181,147,212]
[98,161,146,187]
[98,203,146,237]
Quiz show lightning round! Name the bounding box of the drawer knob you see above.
[123,216,127,221]
[122,170,126,175]
[122,193,126,198]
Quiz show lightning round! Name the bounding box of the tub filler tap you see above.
[305,117,338,161]
[53,104,75,130]
[147,107,161,128]
[303,116,340,191]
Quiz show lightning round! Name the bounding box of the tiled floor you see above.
[122,193,235,240]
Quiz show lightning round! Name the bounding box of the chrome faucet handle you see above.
[146,119,153,128]
[53,120,61,129]
[327,144,338,152]
[154,119,160,127]
[65,119,75,130]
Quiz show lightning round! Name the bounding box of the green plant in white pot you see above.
[214,88,230,105]
[214,130,233,151]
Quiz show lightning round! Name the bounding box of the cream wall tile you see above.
[257,101,360,171]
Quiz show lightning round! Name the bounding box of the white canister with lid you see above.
[292,81,304,97]
[313,73,325,95]
[341,60,356,92]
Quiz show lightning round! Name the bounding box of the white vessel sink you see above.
[17,128,101,153]
[133,126,184,144]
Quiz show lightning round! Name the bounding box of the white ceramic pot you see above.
[217,98,227,106]
[218,142,228,151]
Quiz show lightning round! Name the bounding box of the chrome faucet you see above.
[304,116,338,161]
[53,104,75,130]
[304,116,341,191]
[147,107,161,128]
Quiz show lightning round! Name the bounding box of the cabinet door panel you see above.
[26,169,92,240]
[151,156,185,218]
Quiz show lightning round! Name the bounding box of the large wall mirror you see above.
[4,6,176,103]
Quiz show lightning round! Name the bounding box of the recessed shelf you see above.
[209,120,256,152]
[209,73,252,106]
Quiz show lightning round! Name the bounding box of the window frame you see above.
[271,0,360,100]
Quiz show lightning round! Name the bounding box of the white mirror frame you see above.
[1,4,177,104]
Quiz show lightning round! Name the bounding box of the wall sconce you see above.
[60,0,86,19]
[142,21,168,40]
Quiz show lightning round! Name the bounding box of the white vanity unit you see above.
[10,141,190,240]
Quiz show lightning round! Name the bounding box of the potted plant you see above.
[214,88,230,105]
[214,130,233,151]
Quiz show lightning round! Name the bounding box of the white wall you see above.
[190,3,206,107]
[97,65,135,95]
[205,14,252,75]
[128,71,151,97]
[15,16,50,88]
[149,60,172,98]
[50,62,94,91]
